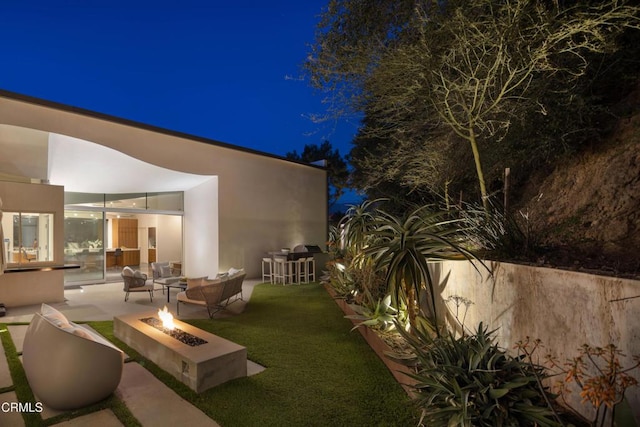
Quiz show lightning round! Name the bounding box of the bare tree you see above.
[307,0,640,210]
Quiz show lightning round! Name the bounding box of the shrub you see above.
[324,201,386,301]
[544,343,640,427]
[400,320,560,426]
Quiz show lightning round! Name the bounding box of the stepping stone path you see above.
[0,324,220,426]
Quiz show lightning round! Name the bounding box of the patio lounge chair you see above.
[122,266,154,301]
[151,261,182,294]
[23,304,124,410]
[176,269,246,318]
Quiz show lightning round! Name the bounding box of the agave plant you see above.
[324,259,357,299]
[325,199,388,301]
[345,293,398,331]
[365,204,483,335]
[399,319,560,426]
[326,224,345,260]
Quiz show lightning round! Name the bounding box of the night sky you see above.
[0,1,360,174]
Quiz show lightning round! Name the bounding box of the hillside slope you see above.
[520,106,640,277]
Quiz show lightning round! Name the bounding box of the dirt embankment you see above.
[519,103,640,277]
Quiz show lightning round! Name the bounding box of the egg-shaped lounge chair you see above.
[22,305,124,410]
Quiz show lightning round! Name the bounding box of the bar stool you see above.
[273,256,287,284]
[274,256,296,284]
[113,248,122,270]
[261,257,274,284]
[283,259,296,284]
[305,257,316,283]
[295,257,308,283]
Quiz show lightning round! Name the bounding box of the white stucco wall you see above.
[438,259,640,422]
[156,215,183,269]
[0,125,48,180]
[184,178,218,278]
[215,158,327,275]
[0,181,65,305]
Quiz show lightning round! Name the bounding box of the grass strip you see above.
[181,283,416,426]
[0,324,43,426]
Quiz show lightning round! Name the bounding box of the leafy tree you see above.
[306,0,640,210]
[286,140,350,209]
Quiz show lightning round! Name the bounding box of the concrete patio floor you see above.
[0,278,263,426]
[0,278,260,323]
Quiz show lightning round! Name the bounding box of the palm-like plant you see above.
[338,199,382,266]
[365,205,483,336]
[326,199,388,302]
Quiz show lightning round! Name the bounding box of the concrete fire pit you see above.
[114,311,247,392]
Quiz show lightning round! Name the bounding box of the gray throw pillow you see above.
[161,265,172,277]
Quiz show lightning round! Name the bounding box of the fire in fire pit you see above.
[158,306,175,330]
[140,306,208,347]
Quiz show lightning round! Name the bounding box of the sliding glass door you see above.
[63,191,184,286]
[63,210,105,284]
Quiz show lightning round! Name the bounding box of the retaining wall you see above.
[437,260,640,422]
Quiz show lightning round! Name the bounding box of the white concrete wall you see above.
[0,124,49,180]
[184,178,218,278]
[0,181,65,305]
[0,270,65,306]
[215,159,327,275]
[135,214,158,265]
[438,260,640,422]
[156,215,183,271]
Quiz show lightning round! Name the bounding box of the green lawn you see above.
[2,282,417,426]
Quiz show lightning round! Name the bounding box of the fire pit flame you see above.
[158,305,175,330]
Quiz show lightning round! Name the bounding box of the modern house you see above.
[0,90,328,307]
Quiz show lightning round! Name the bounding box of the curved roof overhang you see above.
[48,133,215,193]
[0,89,326,196]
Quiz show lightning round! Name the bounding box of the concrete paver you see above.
[35,394,67,421]
[116,362,219,427]
[51,409,124,427]
[6,325,28,354]
[0,391,26,427]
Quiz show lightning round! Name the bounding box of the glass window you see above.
[64,210,105,284]
[66,191,184,212]
[146,192,183,211]
[105,193,147,210]
[4,212,54,265]
[64,192,105,207]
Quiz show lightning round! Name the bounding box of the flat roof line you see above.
[0,88,326,171]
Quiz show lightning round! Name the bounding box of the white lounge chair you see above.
[22,304,124,410]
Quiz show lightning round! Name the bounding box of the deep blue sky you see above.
[0,0,360,195]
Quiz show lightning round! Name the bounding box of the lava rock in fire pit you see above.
[140,317,208,347]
